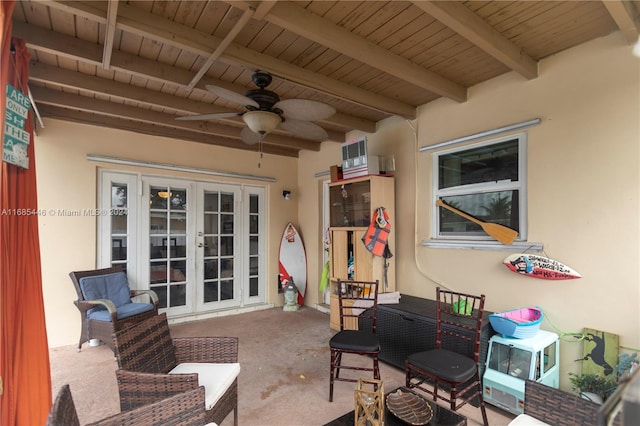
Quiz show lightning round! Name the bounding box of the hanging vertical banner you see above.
[3,83,31,168]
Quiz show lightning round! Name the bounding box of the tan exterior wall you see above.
[36,123,301,347]
[300,32,639,389]
[37,30,638,392]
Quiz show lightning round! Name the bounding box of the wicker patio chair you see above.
[520,379,601,426]
[112,313,239,426]
[69,266,159,353]
[47,384,207,426]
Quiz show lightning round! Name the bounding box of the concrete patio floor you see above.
[49,307,515,425]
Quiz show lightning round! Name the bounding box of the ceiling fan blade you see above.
[274,99,336,121]
[280,119,329,141]
[175,112,240,121]
[240,126,260,145]
[206,85,259,108]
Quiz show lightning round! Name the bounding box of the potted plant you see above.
[568,372,617,404]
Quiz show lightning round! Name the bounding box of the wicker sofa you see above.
[509,380,600,425]
[47,384,208,426]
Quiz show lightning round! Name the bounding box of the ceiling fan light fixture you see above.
[242,110,281,137]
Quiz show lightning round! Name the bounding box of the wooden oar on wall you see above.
[436,199,518,245]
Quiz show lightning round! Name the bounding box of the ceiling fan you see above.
[177,70,336,145]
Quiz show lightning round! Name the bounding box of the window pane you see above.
[249,215,258,234]
[150,237,165,259]
[204,192,218,212]
[111,213,127,234]
[204,281,218,303]
[150,212,167,233]
[169,284,186,306]
[170,260,186,282]
[221,258,233,279]
[169,189,186,210]
[250,194,258,213]
[221,214,234,234]
[170,212,186,234]
[111,184,127,208]
[220,236,233,256]
[153,285,167,309]
[544,342,557,374]
[150,186,169,209]
[221,193,234,212]
[204,259,218,280]
[440,191,519,235]
[249,277,258,297]
[112,237,126,260]
[439,139,518,189]
[249,236,258,255]
[204,213,218,234]
[220,280,234,300]
[204,236,218,257]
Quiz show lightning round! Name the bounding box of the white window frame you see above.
[429,133,530,249]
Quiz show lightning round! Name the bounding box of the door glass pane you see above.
[202,190,235,305]
[204,192,218,211]
[248,194,260,298]
[110,182,129,268]
[220,280,234,300]
[204,213,218,234]
[112,185,127,208]
[149,185,188,310]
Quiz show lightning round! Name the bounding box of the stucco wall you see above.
[35,123,300,347]
[299,32,639,389]
[36,30,638,392]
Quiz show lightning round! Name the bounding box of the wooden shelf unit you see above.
[328,175,395,330]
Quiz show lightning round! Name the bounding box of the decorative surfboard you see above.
[503,254,582,280]
[278,222,307,305]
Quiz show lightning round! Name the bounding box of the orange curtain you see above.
[1,4,53,424]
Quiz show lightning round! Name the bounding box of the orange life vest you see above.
[362,207,391,257]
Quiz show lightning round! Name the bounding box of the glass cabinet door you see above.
[329,180,371,227]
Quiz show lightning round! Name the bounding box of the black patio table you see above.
[324,386,467,426]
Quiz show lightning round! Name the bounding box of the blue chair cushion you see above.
[87,302,155,321]
[79,271,132,309]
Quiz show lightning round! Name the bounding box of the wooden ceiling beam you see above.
[40,0,416,118]
[602,0,640,43]
[30,86,322,151]
[102,0,118,70]
[16,22,354,137]
[413,1,538,80]
[37,105,299,157]
[264,2,467,102]
[15,20,372,134]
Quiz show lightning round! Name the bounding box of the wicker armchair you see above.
[112,313,239,426]
[516,379,600,425]
[47,384,207,426]
[69,266,159,353]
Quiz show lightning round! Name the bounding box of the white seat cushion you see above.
[168,363,241,410]
[508,413,550,425]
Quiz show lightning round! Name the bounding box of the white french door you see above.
[98,171,266,318]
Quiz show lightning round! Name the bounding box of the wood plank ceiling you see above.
[11,1,639,157]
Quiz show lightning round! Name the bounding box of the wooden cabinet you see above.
[328,175,395,330]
